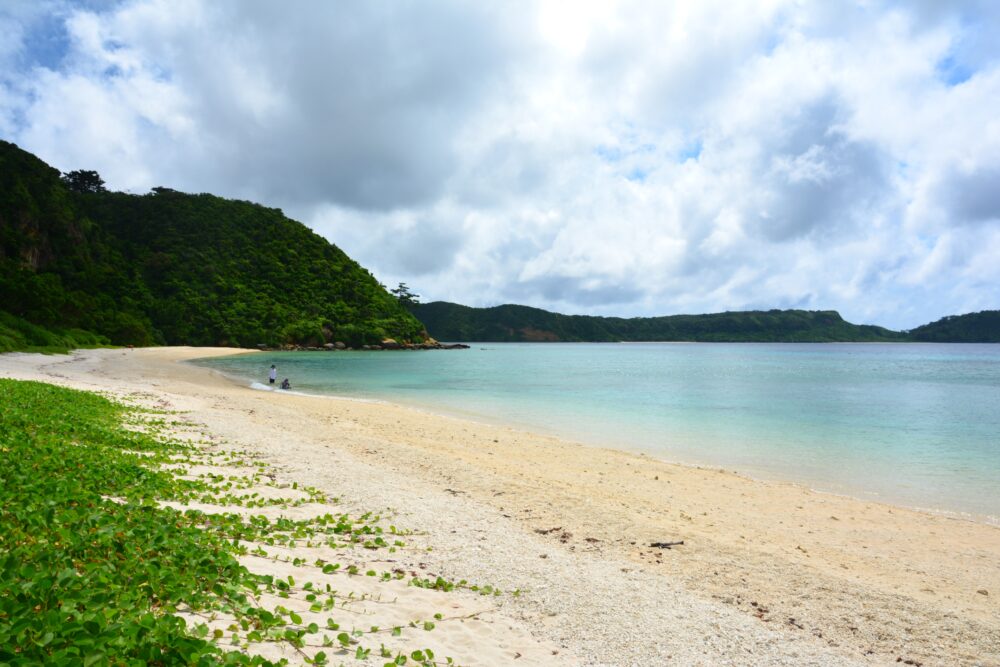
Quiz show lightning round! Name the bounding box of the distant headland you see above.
[409,302,1000,344]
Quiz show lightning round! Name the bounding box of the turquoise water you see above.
[194,343,1000,522]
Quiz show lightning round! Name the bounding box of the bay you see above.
[194,343,1000,523]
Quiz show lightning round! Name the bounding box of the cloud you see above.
[938,163,1000,223]
[2,0,1000,329]
[505,274,644,308]
[7,0,529,204]
[753,101,890,242]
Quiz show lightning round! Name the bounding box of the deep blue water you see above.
[194,343,1000,522]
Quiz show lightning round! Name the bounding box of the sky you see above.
[2,0,999,329]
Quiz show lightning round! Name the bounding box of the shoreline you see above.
[3,347,999,665]
[191,351,1000,529]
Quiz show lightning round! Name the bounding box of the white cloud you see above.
[2,0,1000,329]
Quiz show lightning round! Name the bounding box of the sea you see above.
[193,343,1000,524]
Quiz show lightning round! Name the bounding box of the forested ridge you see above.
[2,141,996,352]
[409,301,1000,343]
[907,311,1000,343]
[0,141,425,351]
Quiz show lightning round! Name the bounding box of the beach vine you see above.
[0,379,502,666]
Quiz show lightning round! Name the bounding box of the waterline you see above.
[195,343,1000,523]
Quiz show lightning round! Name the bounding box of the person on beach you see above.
[268,364,277,385]
[280,378,290,390]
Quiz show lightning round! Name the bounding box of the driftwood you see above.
[649,540,684,549]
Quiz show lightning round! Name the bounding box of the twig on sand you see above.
[649,541,684,549]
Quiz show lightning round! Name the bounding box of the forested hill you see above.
[409,301,907,342]
[0,141,425,350]
[907,311,1000,343]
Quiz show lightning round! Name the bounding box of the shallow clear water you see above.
[195,343,1000,521]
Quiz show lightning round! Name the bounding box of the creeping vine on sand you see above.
[0,379,506,666]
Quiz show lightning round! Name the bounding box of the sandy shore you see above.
[2,347,998,666]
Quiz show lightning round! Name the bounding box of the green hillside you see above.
[0,141,425,350]
[409,301,908,343]
[408,302,622,342]
[908,310,1000,343]
[3,142,995,351]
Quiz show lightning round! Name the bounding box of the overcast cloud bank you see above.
[2,0,999,329]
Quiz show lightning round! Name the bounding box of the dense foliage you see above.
[0,380,278,666]
[0,141,425,348]
[0,310,109,354]
[409,302,910,343]
[0,379,496,665]
[908,310,1000,343]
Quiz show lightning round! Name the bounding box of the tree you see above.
[390,282,419,306]
[61,170,106,194]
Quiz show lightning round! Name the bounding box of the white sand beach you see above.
[2,347,998,666]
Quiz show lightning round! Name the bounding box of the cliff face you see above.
[0,141,425,348]
[0,143,89,271]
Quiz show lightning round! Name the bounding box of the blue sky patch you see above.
[936,54,974,86]
[625,167,647,183]
[594,145,624,163]
[18,12,71,71]
[679,138,702,162]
